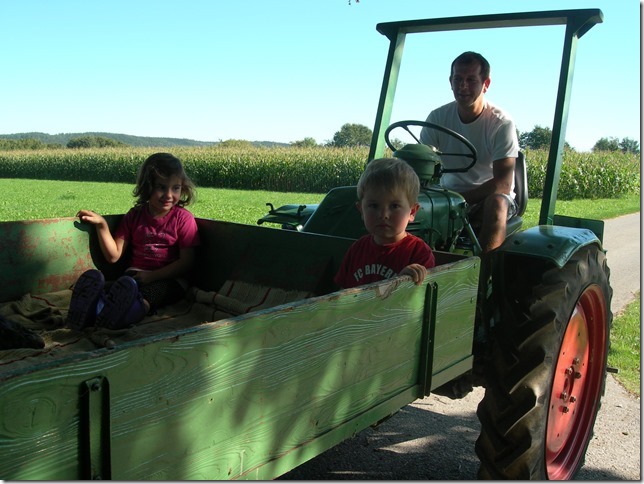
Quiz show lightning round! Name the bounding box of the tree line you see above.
[517,125,640,155]
[0,135,127,150]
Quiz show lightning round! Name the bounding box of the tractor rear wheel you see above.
[476,245,612,479]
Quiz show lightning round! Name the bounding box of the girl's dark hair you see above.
[133,152,196,208]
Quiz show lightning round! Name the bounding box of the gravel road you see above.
[281,212,641,480]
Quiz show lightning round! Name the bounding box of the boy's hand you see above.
[400,263,427,285]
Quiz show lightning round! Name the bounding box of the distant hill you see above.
[0,132,289,148]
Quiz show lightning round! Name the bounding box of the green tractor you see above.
[258,9,611,480]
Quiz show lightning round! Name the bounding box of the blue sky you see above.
[2,0,640,151]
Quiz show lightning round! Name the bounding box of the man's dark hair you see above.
[451,51,490,80]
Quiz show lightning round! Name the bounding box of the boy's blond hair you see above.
[357,157,420,204]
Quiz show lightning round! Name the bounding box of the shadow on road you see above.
[279,390,635,480]
[280,402,481,480]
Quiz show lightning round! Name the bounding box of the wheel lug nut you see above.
[570,396,577,403]
[562,406,570,413]
[560,391,568,400]
[574,371,582,379]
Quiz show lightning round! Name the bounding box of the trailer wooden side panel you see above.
[0,217,478,480]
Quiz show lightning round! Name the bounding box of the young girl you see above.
[66,152,201,330]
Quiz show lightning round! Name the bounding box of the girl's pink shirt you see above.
[114,205,200,271]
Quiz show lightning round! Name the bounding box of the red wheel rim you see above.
[545,284,607,480]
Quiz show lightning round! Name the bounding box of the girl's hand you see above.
[130,270,154,285]
[400,263,427,285]
[76,210,125,263]
[76,209,107,227]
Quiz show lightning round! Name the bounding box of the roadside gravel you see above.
[281,212,641,480]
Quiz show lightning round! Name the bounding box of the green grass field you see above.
[0,179,323,224]
[0,178,640,226]
[609,294,641,396]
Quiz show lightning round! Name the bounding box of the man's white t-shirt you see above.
[419,100,519,195]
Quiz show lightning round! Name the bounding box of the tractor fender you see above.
[498,225,603,269]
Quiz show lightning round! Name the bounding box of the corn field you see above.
[0,146,638,199]
[523,148,640,200]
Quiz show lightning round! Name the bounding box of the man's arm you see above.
[460,156,515,204]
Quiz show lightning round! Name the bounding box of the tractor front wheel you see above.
[476,245,612,479]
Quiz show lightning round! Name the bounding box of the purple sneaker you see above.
[96,276,147,330]
[66,269,105,330]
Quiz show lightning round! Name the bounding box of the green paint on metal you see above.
[553,214,605,242]
[393,143,442,182]
[540,11,604,225]
[501,225,601,268]
[256,203,319,230]
[81,377,112,480]
[368,31,405,162]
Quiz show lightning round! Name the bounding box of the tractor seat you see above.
[513,151,528,218]
[506,150,528,235]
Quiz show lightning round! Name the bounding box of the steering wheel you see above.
[384,120,478,173]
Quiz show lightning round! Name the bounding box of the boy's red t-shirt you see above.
[334,233,435,289]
